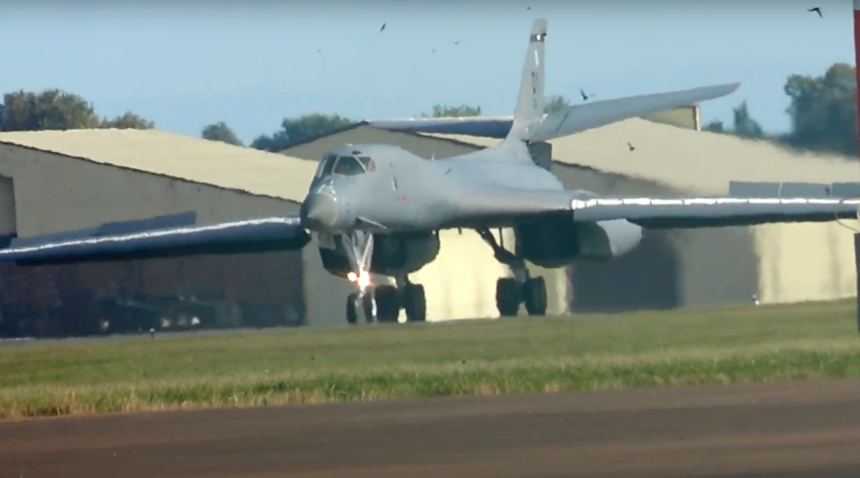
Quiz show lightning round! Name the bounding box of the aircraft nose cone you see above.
[301,192,339,230]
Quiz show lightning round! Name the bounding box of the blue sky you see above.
[0,0,855,144]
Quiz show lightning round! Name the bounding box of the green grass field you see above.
[2,299,859,419]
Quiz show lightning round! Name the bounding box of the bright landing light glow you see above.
[347,271,372,290]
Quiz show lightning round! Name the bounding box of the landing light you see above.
[357,271,371,289]
[347,270,372,290]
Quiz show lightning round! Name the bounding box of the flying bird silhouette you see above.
[627,142,636,152]
[808,6,822,17]
[454,40,460,46]
[380,22,386,32]
[527,6,532,10]
[580,88,595,101]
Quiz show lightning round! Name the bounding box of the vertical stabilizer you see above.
[506,18,547,143]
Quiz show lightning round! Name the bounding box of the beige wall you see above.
[754,223,858,304]
[641,105,699,131]
[283,125,474,162]
[0,144,294,237]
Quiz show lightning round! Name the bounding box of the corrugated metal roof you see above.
[0,128,317,202]
[417,118,859,194]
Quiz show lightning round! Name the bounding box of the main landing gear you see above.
[341,231,427,325]
[478,228,547,318]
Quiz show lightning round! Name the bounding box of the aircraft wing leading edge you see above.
[0,214,310,266]
[570,196,860,229]
[529,83,739,142]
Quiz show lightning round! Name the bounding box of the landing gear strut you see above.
[478,228,547,318]
[340,231,427,325]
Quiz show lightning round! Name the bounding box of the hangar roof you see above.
[0,128,317,202]
[416,118,859,194]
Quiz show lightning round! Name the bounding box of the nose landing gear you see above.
[340,232,427,325]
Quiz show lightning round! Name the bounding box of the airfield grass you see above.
[2,299,860,419]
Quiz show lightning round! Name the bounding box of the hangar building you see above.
[0,104,857,336]
[0,129,323,337]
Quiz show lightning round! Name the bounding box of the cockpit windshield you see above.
[315,154,337,178]
[357,156,375,172]
[315,153,376,178]
[333,156,365,176]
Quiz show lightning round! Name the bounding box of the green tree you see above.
[251,113,353,152]
[202,121,243,146]
[100,111,155,130]
[421,104,482,118]
[544,95,570,114]
[732,100,764,139]
[703,119,726,133]
[0,89,100,131]
[783,62,857,157]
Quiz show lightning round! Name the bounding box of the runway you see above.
[2,380,860,478]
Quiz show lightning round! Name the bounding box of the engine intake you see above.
[515,217,642,268]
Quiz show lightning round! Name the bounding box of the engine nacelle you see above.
[515,217,643,268]
[317,231,440,278]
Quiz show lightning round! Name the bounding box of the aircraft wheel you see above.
[362,292,375,323]
[496,278,521,317]
[346,293,359,325]
[404,284,426,323]
[523,277,547,316]
[375,285,400,323]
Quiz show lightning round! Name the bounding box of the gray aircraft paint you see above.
[0,18,857,271]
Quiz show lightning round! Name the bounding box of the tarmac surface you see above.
[2,380,860,478]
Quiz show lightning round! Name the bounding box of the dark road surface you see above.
[2,380,860,478]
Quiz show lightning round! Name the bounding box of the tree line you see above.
[0,63,856,158]
[703,62,857,158]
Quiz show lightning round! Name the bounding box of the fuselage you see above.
[300,142,643,279]
[300,142,566,234]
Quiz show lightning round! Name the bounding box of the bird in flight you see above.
[527,6,532,10]
[807,6,822,17]
[380,22,386,32]
[628,142,636,152]
[454,40,461,46]
[580,88,595,101]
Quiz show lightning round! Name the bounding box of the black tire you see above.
[375,285,400,323]
[361,292,375,323]
[346,293,358,325]
[404,284,427,323]
[495,278,521,317]
[523,277,547,316]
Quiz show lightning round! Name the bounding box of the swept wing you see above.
[0,214,310,266]
[570,195,860,229]
[450,186,860,229]
[368,85,739,141]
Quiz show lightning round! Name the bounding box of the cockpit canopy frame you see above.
[315,153,376,179]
